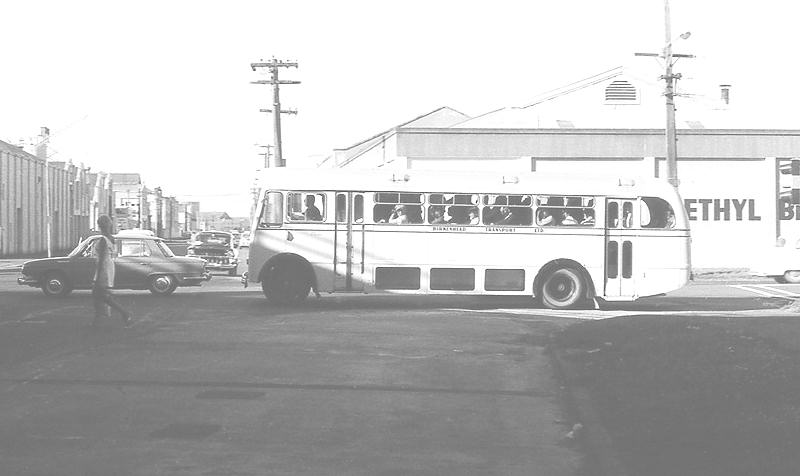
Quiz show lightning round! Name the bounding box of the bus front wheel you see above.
[261,261,310,304]
[539,267,586,310]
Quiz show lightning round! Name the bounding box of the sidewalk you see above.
[0,258,27,272]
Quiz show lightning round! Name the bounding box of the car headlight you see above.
[226,249,234,257]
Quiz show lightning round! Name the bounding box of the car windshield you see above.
[156,241,175,257]
[196,233,231,245]
[68,236,100,257]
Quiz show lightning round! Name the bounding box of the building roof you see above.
[325,107,471,167]
[450,64,798,131]
[110,173,143,184]
[0,138,38,159]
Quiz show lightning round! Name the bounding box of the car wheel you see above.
[42,272,72,297]
[261,261,310,304]
[539,266,586,310]
[783,270,800,284]
[148,274,177,295]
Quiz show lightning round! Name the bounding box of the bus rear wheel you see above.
[539,267,586,310]
[261,261,310,304]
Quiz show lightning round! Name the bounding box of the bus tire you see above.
[261,260,311,304]
[783,270,800,284]
[539,266,586,310]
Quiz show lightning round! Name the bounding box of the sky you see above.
[1,0,799,215]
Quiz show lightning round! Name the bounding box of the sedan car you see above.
[186,231,239,276]
[17,234,211,297]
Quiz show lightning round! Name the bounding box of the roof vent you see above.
[686,121,705,129]
[556,120,575,128]
[604,80,639,105]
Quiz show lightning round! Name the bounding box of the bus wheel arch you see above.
[258,253,316,304]
[534,259,595,310]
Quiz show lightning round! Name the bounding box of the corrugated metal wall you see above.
[0,142,114,257]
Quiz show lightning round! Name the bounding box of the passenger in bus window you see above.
[537,209,554,225]
[304,195,322,221]
[560,210,578,225]
[665,209,676,228]
[429,206,447,224]
[388,205,409,224]
[580,209,595,226]
[408,206,423,224]
[622,208,633,228]
[468,207,480,225]
[494,206,514,225]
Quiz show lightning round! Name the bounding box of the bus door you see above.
[604,198,637,299]
[334,192,366,291]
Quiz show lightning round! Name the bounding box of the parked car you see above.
[17,233,211,297]
[749,239,800,283]
[186,230,239,276]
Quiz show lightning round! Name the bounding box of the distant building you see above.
[111,173,149,231]
[178,201,200,237]
[199,212,249,232]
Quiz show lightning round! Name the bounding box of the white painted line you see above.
[749,285,800,298]
[731,285,779,297]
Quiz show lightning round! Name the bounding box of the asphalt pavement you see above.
[1,267,800,475]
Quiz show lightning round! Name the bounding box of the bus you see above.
[245,168,691,309]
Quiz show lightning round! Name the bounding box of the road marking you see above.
[447,308,629,320]
[731,284,800,298]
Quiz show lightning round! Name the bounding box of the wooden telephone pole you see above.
[635,0,693,188]
[251,58,300,167]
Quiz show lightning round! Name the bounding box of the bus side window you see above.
[640,197,675,228]
[354,195,364,223]
[288,192,326,222]
[373,192,423,224]
[622,202,633,228]
[607,202,619,228]
[336,193,346,223]
[260,191,284,227]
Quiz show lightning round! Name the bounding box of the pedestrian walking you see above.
[92,215,131,327]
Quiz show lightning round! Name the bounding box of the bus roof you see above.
[257,168,678,197]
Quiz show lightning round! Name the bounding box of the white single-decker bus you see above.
[245,168,691,309]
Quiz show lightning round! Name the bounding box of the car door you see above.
[114,238,153,288]
[68,237,100,288]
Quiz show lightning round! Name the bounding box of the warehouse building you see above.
[0,129,114,257]
[328,67,800,269]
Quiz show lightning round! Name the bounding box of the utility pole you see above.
[251,58,300,167]
[256,144,274,168]
[635,0,693,188]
